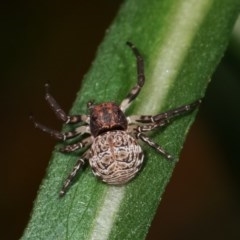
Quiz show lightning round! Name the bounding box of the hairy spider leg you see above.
[136,132,173,160]
[120,42,145,112]
[60,136,92,153]
[45,83,89,124]
[129,99,202,124]
[30,115,90,140]
[59,151,90,197]
[136,120,170,132]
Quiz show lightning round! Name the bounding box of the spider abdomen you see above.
[89,130,144,185]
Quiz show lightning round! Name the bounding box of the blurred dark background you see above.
[3,1,240,239]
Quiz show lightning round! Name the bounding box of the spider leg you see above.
[30,115,90,140]
[135,120,170,133]
[44,83,89,123]
[137,132,174,160]
[120,42,145,112]
[128,99,202,124]
[152,99,202,123]
[59,150,90,197]
[59,136,92,153]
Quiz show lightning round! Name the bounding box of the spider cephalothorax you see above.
[31,42,201,197]
[89,102,128,136]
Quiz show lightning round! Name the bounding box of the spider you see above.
[30,42,201,197]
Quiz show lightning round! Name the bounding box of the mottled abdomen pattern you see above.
[89,130,144,184]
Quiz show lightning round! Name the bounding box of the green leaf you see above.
[22,0,240,239]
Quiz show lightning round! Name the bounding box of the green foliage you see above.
[22,0,240,239]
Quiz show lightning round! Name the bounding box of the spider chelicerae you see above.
[31,42,201,197]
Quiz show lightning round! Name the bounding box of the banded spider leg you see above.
[120,41,145,112]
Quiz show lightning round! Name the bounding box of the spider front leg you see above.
[44,83,89,124]
[129,99,202,124]
[59,150,90,197]
[120,42,145,112]
[30,115,90,140]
